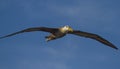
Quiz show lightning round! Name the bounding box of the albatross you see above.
[0,25,118,50]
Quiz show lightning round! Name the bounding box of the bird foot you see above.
[46,38,51,42]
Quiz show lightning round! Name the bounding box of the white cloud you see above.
[47,0,120,28]
[18,60,69,69]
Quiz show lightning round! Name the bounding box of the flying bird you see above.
[0,25,118,50]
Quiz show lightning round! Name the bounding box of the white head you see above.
[60,25,73,33]
[63,25,70,30]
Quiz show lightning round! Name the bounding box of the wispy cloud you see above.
[17,60,69,69]
[47,0,120,28]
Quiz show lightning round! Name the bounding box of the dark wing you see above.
[68,30,118,50]
[0,27,58,39]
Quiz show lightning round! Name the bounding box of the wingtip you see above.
[112,46,119,50]
[0,37,5,39]
[0,35,10,39]
[115,47,118,50]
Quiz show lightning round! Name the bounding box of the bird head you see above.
[60,25,73,33]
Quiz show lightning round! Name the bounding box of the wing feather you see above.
[69,30,118,50]
[0,27,58,39]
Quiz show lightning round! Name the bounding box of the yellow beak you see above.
[68,28,73,32]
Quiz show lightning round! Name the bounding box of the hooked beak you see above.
[68,28,73,32]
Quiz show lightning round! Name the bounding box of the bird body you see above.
[0,25,118,50]
[45,25,73,41]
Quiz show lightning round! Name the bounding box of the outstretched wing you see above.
[68,30,118,50]
[0,27,58,39]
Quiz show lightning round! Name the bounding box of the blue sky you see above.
[0,0,120,69]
